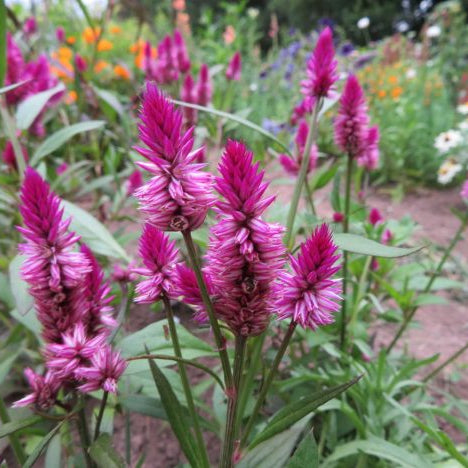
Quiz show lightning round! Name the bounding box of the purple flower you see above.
[334,75,369,158]
[134,83,216,231]
[339,42,355,57]
[77,346,127,394]
[226,52,242,81]
[18,168,90,343]
[301,27,338,99]
[13,368,62,410]
[275,224,342,330]
[134,224,181,303]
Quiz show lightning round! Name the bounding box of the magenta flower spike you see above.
[301,26,338,99]
[56,26,65,42]
[358,125,380,171]
[181,73,198,126]
[134,83,216,231]
[368,207,383,226]
[226,51,242,81]
[461,179,468,200]
[196,63,212,106]
[3,140,29,170]
[23,17,37,36]
[74,54,87,73]
[12,368,62,410]
[134,224,181,303]
[275,224,342,330]
[334,74,369,158]
[18,168,90,343]
[173,29,191,74]
[77,346,127,394]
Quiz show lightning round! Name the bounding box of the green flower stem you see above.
[76,402,94,468]
[241,320,297,448]
[0,396,26,465]
[93,391,108,441]
[221,335,247,468]
[340,155,354,349]
[284,99,322,250]
[423,341,468,383]
[387,214,468,353]
[182,231,233,388]
[0,104,26,179]
[304,180,317,216]
[348,255,372,338]
[162,295,210,468]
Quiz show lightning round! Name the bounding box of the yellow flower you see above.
[97,39,113,52]
[65,90,77,104]
[114,64,131,80]
[109,25,122,34]
[82,27,101,44]
[94,60,109,73]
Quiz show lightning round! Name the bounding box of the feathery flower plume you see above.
[279,120,318,176]
[12,369,62,409]
[196,63,212,106]
[77,346,127,394]
[381,228,393,244]
[134,83,216,231]
[368,207,383,226]
[18,168,90,343]
[226,51,242,81]
[333,212,344,223]
[275,224,341,329]
[181,73,198,127]
[357,125,380,170]
[2,140,29,170]
[23,17,37,36]
[290,97,314,125]
[74,54,87,73]
[301,27,338,99]
[126,169,143,195]
[134,224,181,303]
[183,140,286,336]
[173,29,191,74]
[56,26,66,42]
[334,74,369,158]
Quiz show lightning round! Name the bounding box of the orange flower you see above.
[82,27,101,44]
[97,39,113,52]
[135,52,144,68]
[388,75,398,84]
[378,90,387,99]
[66,36,76,45]
[114,64,130,80]
[129,39,144,54]
[176,12,191,35]
[65,90,77,104]
[94,60,109,73]
[173,0,186,11]
[223,25,236,45]
[57,47,73,61]
[391,87,403,99]
[110,25,122,34]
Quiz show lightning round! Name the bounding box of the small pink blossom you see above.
[74,54,87,73]
[2,140,29,170]
[126,170,143,195]
[461,179,468,200]
[357,126,380,171]
[111,262,137,283]
[56,27,65,42]
[56,162,68,175]
[23,17,37,36]
[333,212,344,223]
[368,208,383,226]
[13,368,61,410]
[196,64,212,106]
[226,52,242,81]
[381,228,393,244]
[173,30,191,74]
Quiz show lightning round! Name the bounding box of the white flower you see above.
[437,159,462,184]
[357,17,370,29]
[457,103,468,115]
[434,130,463,153]
[247,8,259,19]
[249,82,258,92]
[459,120,468,131]
[426,25,442,38]
[406,68,416,79]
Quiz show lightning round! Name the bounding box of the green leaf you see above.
[89,433,125,468]
[31,120,105,165]
[16,83,65,130]
[93,87,124,117]
[287,430,318,468]
[119,395,166,420]
[23,422,64,468]
[45,434,61,468]
[172,99,291,155]
[145,349,199,468]
[309,164,339,191]
[10,308,42,338]
[0,0,5,86]
[0,349,21,382]
[239,416,311,468]
[249,376,361,450]
[8,256,33,316]
[334,234,423,258]
[322,436,430,467]
[62,200,129,261]
[0,416,41,438]
[413,294,448,306]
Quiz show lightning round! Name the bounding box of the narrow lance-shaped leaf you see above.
[287,430,318,468]
[89,433,125,468]
[23,422,64,468]
[0,416,41,438]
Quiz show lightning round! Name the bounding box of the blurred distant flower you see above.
[434,130,463,153]
[317,17,335,31]
[226,51,241,81]
[426,25,441,38]
[66,36,76,45]
[23,17,37,36]
[2,140,29,171]
[458,120,468,131]
[109,25,122,34]
[457,103,468,115]
[339,42,354,56]
[353,52,376,70]
[460,178,468,200]
[56,27,65,42]
[223,25,236,45]
[74,54,87,73]
[333,212,344,223]
[97,39,113,52]
[438,159,462,184]
[111,263,137,283]
[94,60,109,73]
[173,0,186,11]
[269,14,279,39]
[56,162,68,175]
[368,207,383,226]
[262,118,284,135]
[406,68,416,79]
[396,21,410,33]
[357,17,370,29]
[247,8,259,19]
[126,170,143,194]
[82,27,101,44]
[65,90,77,104]
[382,229,393,244]
[357,125,380,171]
[113,64,131,80]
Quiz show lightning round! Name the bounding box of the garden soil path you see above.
[113,181,468,466]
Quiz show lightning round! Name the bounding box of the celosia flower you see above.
[226,52,241,81]
[173,29,190,73]
[74,54,87,73]
[134,83,216,231]
[334,74,369,158]
[80,245,117,335]
[2,140,29,170]
[12,368,62,409]
[77,346,127,394]
[181,73,198,126]
[153,35,179,84]
[56,162,68,175]
[126,170,143,195]
[56,27,65,42]
[18,168,90,343]
[187,140,286,336]
[196,63,212,106]
[279,120,318,176]
[358,125,379,171]
[368,207,383,226]
[333,212,344,223]
[46,323,106,379]
[301,27,338,99]
[461,179,468,200]
[111,262,137,283]
[134,224,180,303]
[275,224,342,330]
[24,17,37,36]
[290,97,314,125]
[381,228,393,244]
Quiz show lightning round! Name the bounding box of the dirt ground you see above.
[111,183,468,466]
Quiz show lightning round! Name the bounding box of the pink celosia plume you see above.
[226,51,242,81]
[357,125,380,171]
[368,207,383,226]
[196,63,212,106]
